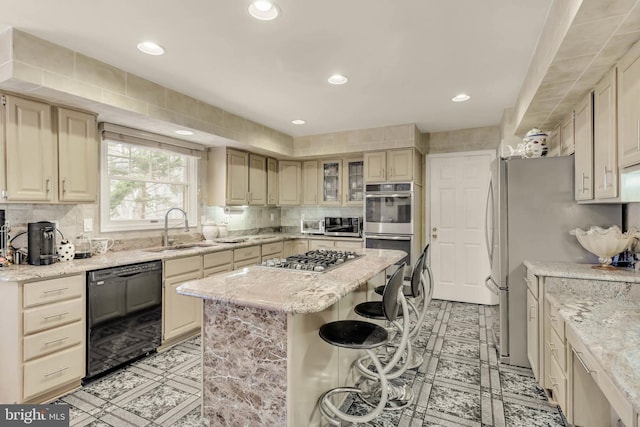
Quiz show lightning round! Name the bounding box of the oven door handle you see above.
[365,193,412,198]
[366,234,412,241]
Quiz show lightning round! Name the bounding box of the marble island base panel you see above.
[202,300,287,426]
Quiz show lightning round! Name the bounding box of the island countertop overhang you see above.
[176,248,406,314]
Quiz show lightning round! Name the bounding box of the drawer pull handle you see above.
[549,375,558,387]
[43,312,68,320]
[574,350,596,377]
[549,343,557,353]
[44,336,69,346]
[44,366,69,378]
[43,287,69,294]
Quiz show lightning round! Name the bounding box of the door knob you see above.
[432,234,437,239]
[432,227,437,232]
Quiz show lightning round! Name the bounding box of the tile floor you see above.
[56,300,567,426]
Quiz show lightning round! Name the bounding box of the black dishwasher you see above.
[85,260,162,382]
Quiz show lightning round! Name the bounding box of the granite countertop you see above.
[177,248,405,314]
[538,264,640,414]
[524,260,640,283]
[0,233,363,282]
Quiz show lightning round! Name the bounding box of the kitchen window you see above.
[99,127,200,232]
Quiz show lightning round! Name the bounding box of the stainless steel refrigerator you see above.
[485,155,621,367]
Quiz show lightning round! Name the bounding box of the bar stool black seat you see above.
[317,263,407,426]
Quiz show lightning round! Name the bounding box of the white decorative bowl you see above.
[569,225,639,269]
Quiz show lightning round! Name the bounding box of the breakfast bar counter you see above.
[177,248,405,426]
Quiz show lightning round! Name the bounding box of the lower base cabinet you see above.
[163,256,203,345]
[570,347,610,427]
[283,239,309,257]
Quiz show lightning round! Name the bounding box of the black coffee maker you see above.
[28,221,57,266]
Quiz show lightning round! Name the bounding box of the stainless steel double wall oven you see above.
[364,182,419,276]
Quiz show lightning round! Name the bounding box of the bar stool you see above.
[317,264,408,426]
[374,244,433,369]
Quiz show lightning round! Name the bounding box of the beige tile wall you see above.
[0,28,294,156]
[293,124,420,157]
[427,126,500,154]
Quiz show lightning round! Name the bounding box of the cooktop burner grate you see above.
[259,249,363,273]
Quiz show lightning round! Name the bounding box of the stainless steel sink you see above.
[143,242,221,252]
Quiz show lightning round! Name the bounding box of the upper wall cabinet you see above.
[57,108,98,202]
[618,41,640,168]
[278,160,301,205]
[301,160,319,205]
[319,159,341,206]
[574,92,594,201]
[593,68,618,200]
[208,148,270,206]
[266,157,278,206]
[364,148,422,184]
[1,95,97,203]
[343,157,364,206]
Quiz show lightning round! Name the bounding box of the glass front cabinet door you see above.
[320,159,341,205]
[343,158,364,206]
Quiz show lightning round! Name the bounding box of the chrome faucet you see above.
[163,207,189,247]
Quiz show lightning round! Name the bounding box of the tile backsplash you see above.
[2,202,363,250]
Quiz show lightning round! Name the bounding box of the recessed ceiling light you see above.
[451,93,471,102]
[291,119,306,125]
[248,1,279,20]
[137,41,165,56]
[175,130,194,136]
[328,74,348,85]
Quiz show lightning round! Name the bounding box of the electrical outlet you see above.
[83,218,93,233]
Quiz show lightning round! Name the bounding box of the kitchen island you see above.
[177,248,405,427]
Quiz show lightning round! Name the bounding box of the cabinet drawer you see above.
[234,245,260,262]
[262,252,283,262]
[525,269,538,298]
[261,241,283,256]
[23,344,84,400]
[309,240,335,250]
[23,320,83,361]
[548,326,566,373]
[568,328,634,427]
[203,250,232,269]
[204,264,232,278]
[165,256,202,277]
[23,275,84,308]
[545,298,565,340]
[547,351,566,409]
[23,298,83,335]
[234,258,260,270]
[334,240,363,250]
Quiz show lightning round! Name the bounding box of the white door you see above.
[429,151,497,304]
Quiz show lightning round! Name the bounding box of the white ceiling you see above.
[0,0,552,137]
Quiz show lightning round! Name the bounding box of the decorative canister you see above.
[521,128,548,158]
[218,224,228,238]
[56,240,75,262]
[202,224,219,241]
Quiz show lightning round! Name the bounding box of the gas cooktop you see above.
[260,249,363,273]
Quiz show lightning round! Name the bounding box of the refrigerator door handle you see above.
[484,179,494,265]
[484,276,499,295]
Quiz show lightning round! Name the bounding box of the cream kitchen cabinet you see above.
[302,160,319,205]
[546,125,561,157]
[309,239,363,251]
[0,96,98,203]
[319,159,341,205]
[364,149,421,183]
[2,95,55,202]
[574,92,594,201]
[163,256,203,346]
[208,148,267,206]
[267,157,278,206]
[560,112,575,156]
[618,39,640,168]
[526,285,540,382]
[248,153,267,205]
[57,108,98,202]
[278,160,301,205]
[593,68,618,200]
[283,239,309,257]
[0,274,85,404]
[261,241,283,261]
[203,250,233,277]
[343,157,364,206]
[233,245,261,269]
